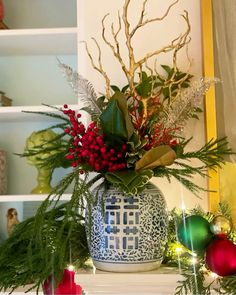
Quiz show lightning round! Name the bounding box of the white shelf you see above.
[0,28,78,55]
[0,270,219,295]
[0,194,72,202]
[0,104,79,122]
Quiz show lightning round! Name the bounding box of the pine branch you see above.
[22,109,70,123]
[175,271,212,295]
[216,276,236,295]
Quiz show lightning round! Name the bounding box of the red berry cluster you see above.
[63,105,127,173]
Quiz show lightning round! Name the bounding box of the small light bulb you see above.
[181,202,186,211]
[191,257,198,265]
[210,272,218,279]
[175,247,183,253]
[93,264,96,274]
[67,265,74,272]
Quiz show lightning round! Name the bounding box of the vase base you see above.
[93,260,162,272]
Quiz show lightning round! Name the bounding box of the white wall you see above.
[77,0,208,211]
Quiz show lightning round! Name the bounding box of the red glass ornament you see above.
[205,238,236,276]
[43,269,82,295]
[0,0,4,21]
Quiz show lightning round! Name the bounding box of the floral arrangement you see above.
[0,0,234,294]
[19,1,230,196]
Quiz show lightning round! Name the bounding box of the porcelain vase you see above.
[87,183,168,272]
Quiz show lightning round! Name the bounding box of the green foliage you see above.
[179,137,232,169]
[18,106,72,170]
[100,98,127,139]
[216,276,236,294]
[126,132,147,168]
[136,71,153,98]
[105,169,153,195]
[100,91,134,141]
[135,67,192,101]
[0,203,89,293]
[160,65,193,100]
[153,137,232,196]
[175,271,212,295]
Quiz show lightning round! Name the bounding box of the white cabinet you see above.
[0,1,79,206]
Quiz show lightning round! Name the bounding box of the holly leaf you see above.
[135,145,176,171]
[105,169,154,195]
[136,71,153,98]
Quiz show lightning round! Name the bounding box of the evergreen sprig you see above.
[216,276,236,295]
[179,137,233,169]
[175,271,212,295]
[0,202,89,294]
[153,137,233,196]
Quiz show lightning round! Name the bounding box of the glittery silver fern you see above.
[58,61,102,115]
[163,78,219,130]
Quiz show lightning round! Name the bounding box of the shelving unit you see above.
[0,104,79,121]
[0,194,72,202]
[0,0,79,228]
[0,28,78,55]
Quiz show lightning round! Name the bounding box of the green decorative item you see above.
[24,130,61,194]
[177,215,213,252]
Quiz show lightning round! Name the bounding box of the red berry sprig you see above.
[63,105,127,173]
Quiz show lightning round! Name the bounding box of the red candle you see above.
[0,0,4,21]
[43,269,82,295]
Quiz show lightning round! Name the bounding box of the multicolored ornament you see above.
[177,215,213,252]
[210,215,232,238]
[205,238,236,276]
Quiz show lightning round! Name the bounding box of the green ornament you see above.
[177,215,213,252]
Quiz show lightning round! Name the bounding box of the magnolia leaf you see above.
[135,145,176,171]
[112,92,134,139]
[100,99,127,139]
[105,169,153,195]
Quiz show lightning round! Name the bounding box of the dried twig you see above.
[130,0,180,38]
[84,0,190,103]
[82,39,111,99]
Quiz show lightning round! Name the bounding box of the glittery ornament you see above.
[177,215,213,252]
[210,215,232,238]
[205,238,236,276]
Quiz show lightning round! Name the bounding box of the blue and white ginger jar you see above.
[87,183,168,272]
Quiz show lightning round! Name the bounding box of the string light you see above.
[191,257,198,265]
[67,265,74,272]
[175,247,183,253]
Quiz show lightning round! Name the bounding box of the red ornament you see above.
[0,0,4,21]
[43,269,82,295]
[205,238,236,276]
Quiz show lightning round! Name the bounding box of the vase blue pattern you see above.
[87,183,168,272]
